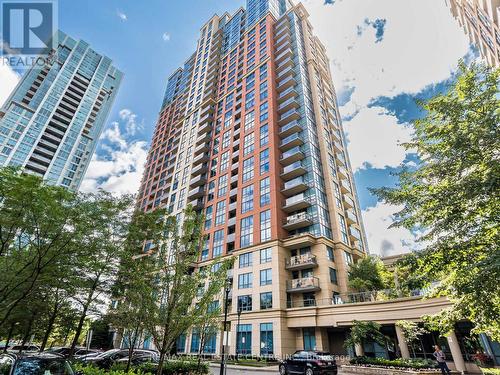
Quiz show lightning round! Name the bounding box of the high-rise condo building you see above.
[0,31,123,190]
[134,1,500,366]
[446,0,500,67]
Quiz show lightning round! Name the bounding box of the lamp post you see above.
[236,307,242,362]
[219,282,231,375]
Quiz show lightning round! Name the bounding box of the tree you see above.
[372,62,500,340]
[344,320,387,355]
[143,207,233,375]
[348,256,391,293]
[395,320,428,357]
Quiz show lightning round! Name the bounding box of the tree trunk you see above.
[3,323,15,353]
[69,303,89,358]
[126,326,140,372]
[156,331,170,375]
[20,311,36,353]
[40,302,59,352]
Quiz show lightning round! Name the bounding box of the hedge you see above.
[349,356,437,370]
[75,360,209,375]
[481,368,500,375]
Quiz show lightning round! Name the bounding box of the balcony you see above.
[276,56,293,74]
[191,164,207,177]
[277,74,296,92]
[283,193,312,213]
[286,253,318,271]
[278,97,299,114]
[192,152,209,166]
[196,132,211,146]
[194,141,209,155]
[227,233,235,244]
[277,65,294,80]
[230,174,239,185]
[278,87,298,103]
[279,133,304,151]
[336,152,346,166]
[198,122,212,135]
[346,210,358,224]
[349,226,361,241]
[337,166,349,179]
[227,217,236,227]
[276,48,293,64]
[275,32,291,48]
[199,112,213,126]
[228,201,237,213]
[275,37,292,54]
[189,174,207,188]
[283,233,316,249]
[281,177,309,197]
[343,195,355,209]
[278,109,300,127]
[190,198,204,211]
[280,146,305,166]
[283,212,313,230]
[281,162,307,181]
[340,178,351,194]
[333,140,343,152]
[279,121,302,138]
[229,188,238,198]
[188,186,205,200]
[286,277,320,293]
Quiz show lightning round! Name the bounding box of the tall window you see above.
[242,157,254,182]
[239,252,252,268]
[220,151,229,172]
[259,101,268,122]
[236,324,252,355]
[243,133,255,156]
[245,90,255,110]
[303,328,316,350]
[338,214,348,244]
[260,248,272,264]
[260,124,269,146]
[212,229,224,257]
[204,206,213,230]
[190,330,200,353]
[260,292,272,309]
[241,185,254,213]
[260,148,269,174]
[217,174,228,197]
[237,295,252,311]
[238,272,253,289]
[244,111,255,131]
[327,246,335,261]
[260,268,272,286]
[240,216,254,247]
[260,177,270,206]
[260,323,273,355]
[201,238,209,261]
[260,80,268,100]
[260,210,271,241]
[222,131,231,149]
[215,200,226,225]
[329,267,338,284]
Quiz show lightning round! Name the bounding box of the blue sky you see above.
[0,0,475,256]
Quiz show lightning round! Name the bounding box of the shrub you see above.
[349,356,437,370]
[139,360,209,374]
[481,368,500,375]
[73,363,152,375]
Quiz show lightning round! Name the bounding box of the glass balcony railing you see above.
[286,253,317,268]
[284,176,306,190]
[286,277,320,292]
[281,146,302,160]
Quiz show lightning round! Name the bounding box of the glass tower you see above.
[0,30,123,190]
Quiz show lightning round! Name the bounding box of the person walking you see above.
[433,345,452,375]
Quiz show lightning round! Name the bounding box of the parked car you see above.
[45,347,101,358]
[81,349,158,369]
[279,350,337,375]
[0,352,82,375]
[114,350,159,366]
[6,344,40,354]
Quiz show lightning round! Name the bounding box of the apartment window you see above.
[260,148,269,174]
[240,216,254,247]
[244,111,255,131]
[260,81,268,100]
[237,295,252,312]
[259,102,268,122]
[239,252,252,268]
[236,324,252,355]
[224,111,232,128]
[260,210,271,242]
[213,229,224,257]
[238,272,253,289]
[260,177,270,206]
[215,200,226,225]
[329,268,338,284]
[260,323,273,356]
[222,130,231,149]
[333,183,342,208]
[344,251,353,265]
[190,330,200,353]
[201,238,209,261]
[176,334,186,353]
[303,328,316,351]
[246,72,255,90]
[220,151,229,172]
[245,90,255,110]
[260,292,272,309]
[243,133,255,156]
[260,123,269,146]
[204,206,213,230]
[177,188,185,209]
[327,246,335,261]
[338,214,348,244]
[218,174,228,197]
[242,157,254,182]
[241,185,254,213]
[259,64,267,80]
[260,268,272,286]
[260,248,272,264]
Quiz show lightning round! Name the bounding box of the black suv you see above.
[0,353,81,375]
[279,350,337,375]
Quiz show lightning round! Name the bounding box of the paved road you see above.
[210,365,278,375]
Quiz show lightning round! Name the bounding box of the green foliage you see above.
[481,368,500,375]
[349,356,437,369]
[344,320,387,350]
[348,256,391,292]
[372,62,500,340]
[74,363,151,375]
[395,320,428,346]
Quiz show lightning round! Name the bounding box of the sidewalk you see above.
[209,362,279,372]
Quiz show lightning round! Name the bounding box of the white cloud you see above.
[82,109,148,196]
[119,108,142,136]
[362,201,419,257]
[162,32,171,42]
[343,106,413,171]
[0,64,20,107]
[116,10,127,21]
[303,0,470,115]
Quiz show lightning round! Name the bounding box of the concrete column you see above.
[447,331,466,374]
[395,325,411,359]
[355,343,364,356]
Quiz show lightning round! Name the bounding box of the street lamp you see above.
[219,280,231,375]
[236,307,242,362]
